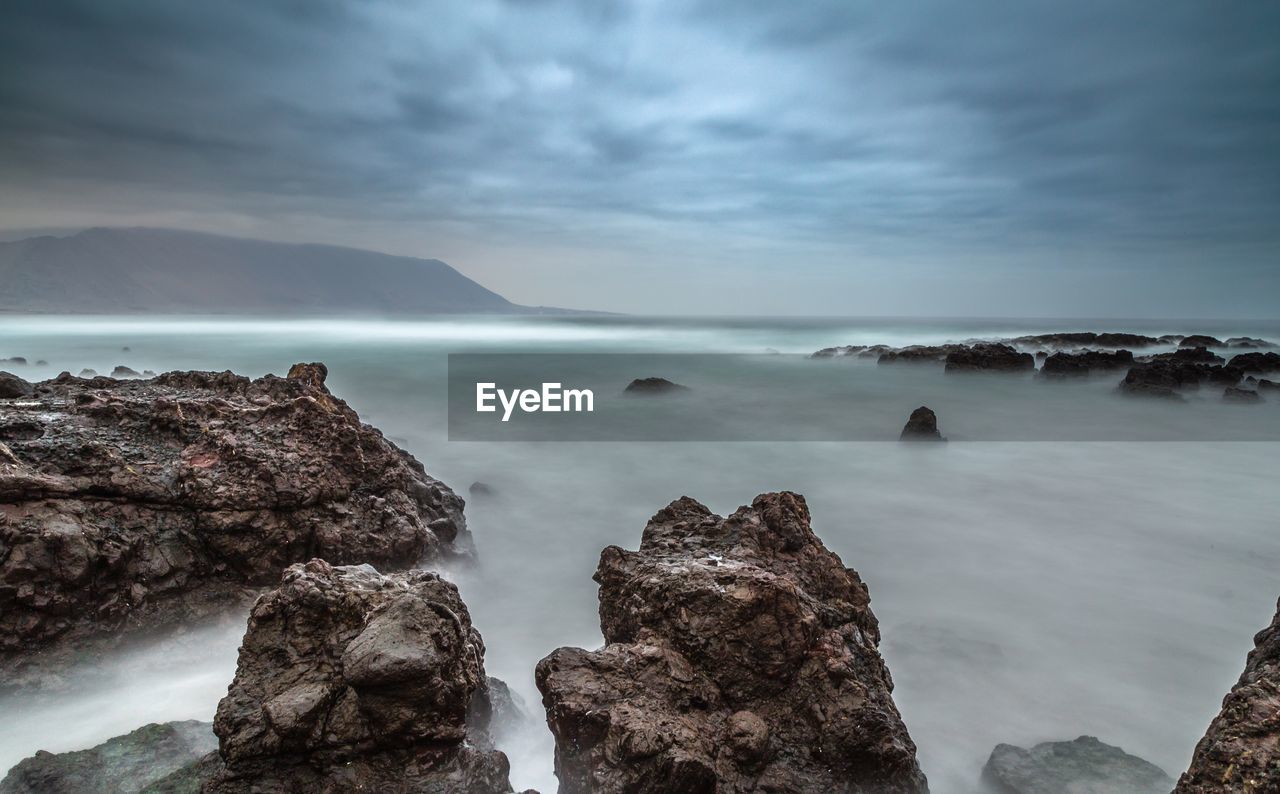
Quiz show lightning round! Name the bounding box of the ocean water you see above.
[1,315,1278,792]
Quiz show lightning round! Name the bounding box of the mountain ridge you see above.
[0,227,590,315]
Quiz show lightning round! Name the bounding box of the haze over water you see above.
[2,315,1277,793]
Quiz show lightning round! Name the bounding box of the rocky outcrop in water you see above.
[1008,332,1160,349]
[1039,350,1134,377]
[1223,386,1262,403]
[1179,335,1224,348]
[945,343,1034,373]
[624,377,690,395]
[1149,347,1225,365]
[1175,597,1280,793]
[1117,361,1242,399]
[536,492,927,794]
[1227,351,1280,373]
[1226,336,1275,349]
[0,721,216,794]
[199,560,517,793]
[981,735,1172,794]
[0,363,467,687]
[878,345,964,364]
[901,406,945,441]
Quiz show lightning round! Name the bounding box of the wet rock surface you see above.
[1227,351,1280,373]
[0,720,216,794]
[900,406,945,441]
[0,362,467,687]
[0,373,33,400]
[1179,335,1224,348]
[199,560,516,793]
[945,343,1035,373]
[981,735,1172,794]
[536,492,927,794]
[1040,350,1134,377]
[1175,597,1280,793]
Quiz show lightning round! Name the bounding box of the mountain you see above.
[0,227,565,315]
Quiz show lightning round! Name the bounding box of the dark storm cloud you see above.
[1,0,1278,312]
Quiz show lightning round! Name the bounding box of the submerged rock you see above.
[1223,387,1262,403]
[198,560,516,792]
[469,481,498,499]
[1117,361,1241,398]
[0,720,216,794]
[1150,347,1225,365]
[0,363,467,687]
[810,345,867,358]
[1175,597,1280,792]
[537,492,927,794]
[981,735,1172,794]
[0,372,34,399]
[624,377,690,395]
[900,406,945,442]
[1040,349,1134,377]
[110,365,142,378]
[0,358,27,367]
[878,344,964,364]
[1226,336,1275,349]
[945,343,1034,373]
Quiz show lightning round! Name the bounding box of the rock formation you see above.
[1223,387,1262,403]
[1179,335,1224,348]
[1117,361,1242,399]
[945,343,1034,373]
[1227,351,1280,373]
[878,345,964,364]
[0,721,216,794]
[623,377,690,395]
[1039,350,1134,377]
[981,736,1172,794]
[1175,597,1280,793]
[0,373,33,399]
[1008,332,1161,349]
[900,406,945,441]
[1150,347,1225,365]
[0,363,467,687]
[1226,337,1275,349]
[536,492,928,794]
[200,560,517,792]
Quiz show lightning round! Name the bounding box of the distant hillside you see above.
[0,227,570,315]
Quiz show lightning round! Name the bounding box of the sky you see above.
[1,0,1278,316]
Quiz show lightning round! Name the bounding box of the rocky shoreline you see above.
[2,359,1277,792]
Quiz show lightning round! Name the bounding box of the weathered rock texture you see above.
[204,560,515,792]
[1175,597,1280,793]
[536,492,927,794]
[900,407,945,442]
[0,363,466,685]
[1040,350,1134,377]
[1228,351,1280,373]
[980,735,1171,794]
[1117,361,1242,399]
[0,721,216,794]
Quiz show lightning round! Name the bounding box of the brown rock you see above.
[0,364,467,688]
[536,492,927,794]
[944,343,1034,373]
[1175,597,1280,792]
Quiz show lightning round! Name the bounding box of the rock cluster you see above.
[1227,351,1280,373]
[1179,335,1224,348]
[878,345,964,364]
[536,492,927,793]
[0,363,466,686]
[1175,597,1280,792]
[945,343,1034,373]
[200,560,517,792]
[623,377,690,395]
[1009,332,1161,349]
[0,721,216,794]
[1117,361,1242,399]
[981,735,1171,794]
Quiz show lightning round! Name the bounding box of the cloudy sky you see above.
[2,1,1277,316]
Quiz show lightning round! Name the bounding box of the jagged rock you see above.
[0,373,34,399]
[470,676,531,742]
[1175,597,1280,792]
[1179,335,1224,348]
[536,492,927,794]
[981,735,1172,794]
[197,560,516,793]
[1035,350,1048,360]
[624,377,690,395]
[1227,351,1280,373]
[1040,350,1134,377]
[878,344,963,364]
[1117,361,1241,397]
[1223,387,1262,403]
[0,720,216,794]
[1226,336,1275,348]
[111,366,142,378]
[900,406,945,442]
[1150,347,1225,365]
[0,363,467,688]
[1256,378,1279,391]
[945,343,1034,373]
